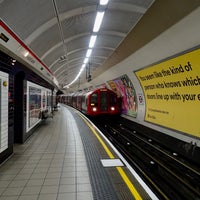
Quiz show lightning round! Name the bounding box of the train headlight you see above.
[92,107,97,112]
[110,106,115,111]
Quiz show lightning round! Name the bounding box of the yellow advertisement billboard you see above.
[135,48,200,138]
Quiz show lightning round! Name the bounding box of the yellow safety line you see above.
[80,114,143,200]
[117,167,143,200]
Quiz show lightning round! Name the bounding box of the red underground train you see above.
[60,88,121,116]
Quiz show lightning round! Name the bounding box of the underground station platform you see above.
[0,105,158,200]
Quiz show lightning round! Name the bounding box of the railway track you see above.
[91,116,200,200]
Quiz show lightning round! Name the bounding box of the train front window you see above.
[100,91,107,111]
[110,93,117,105]
[90,93,98,106]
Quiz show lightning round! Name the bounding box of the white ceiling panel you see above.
[0,0,155,88]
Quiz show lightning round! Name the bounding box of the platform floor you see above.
[0,105,157,200]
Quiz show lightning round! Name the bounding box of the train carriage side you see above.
[59,95,65,104]
[67,93,74,106]
[72,93,77,108]
[76,91,84,111]
[81,91,91,115]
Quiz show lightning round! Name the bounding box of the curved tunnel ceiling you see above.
[0,0,155,88]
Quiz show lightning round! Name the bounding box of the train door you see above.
[100,90,108,111]
[81,94,87,113]
[14,71,25,143]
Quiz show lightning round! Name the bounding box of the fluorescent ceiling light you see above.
[24,51,29,57]
[86,49,92,57]
[17,46,29,58]
[80,63,86,71]
[89,35,97,48]
[84,57,89,64]
[66,63,86,87]
[93,11,105,32]
[100,0,109,5]
[53,77,58,86]
[65,1,109,89]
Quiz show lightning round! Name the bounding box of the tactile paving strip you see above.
[75,116,119,200]
[68,109,154,200]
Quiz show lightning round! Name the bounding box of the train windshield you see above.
[100,91,108,111]
[90,93,98,106]
[110,93,117,105]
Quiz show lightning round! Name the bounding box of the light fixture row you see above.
[64,0,109,88]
